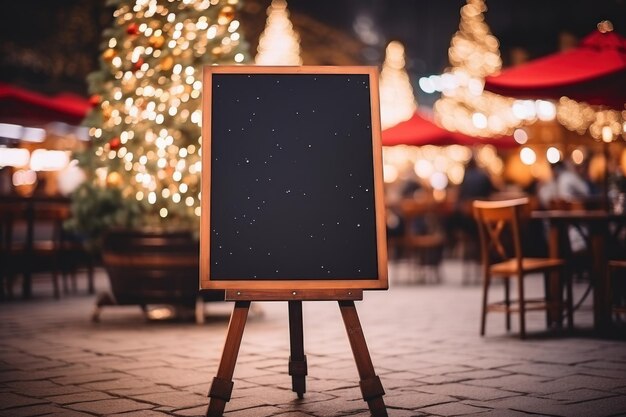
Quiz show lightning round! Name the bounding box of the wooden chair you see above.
[393,199,445,284]
[0,202,28,299]
[473,197,573,339]
[0,200,90,299]
[41,203,95,296]
[609,260,626,319]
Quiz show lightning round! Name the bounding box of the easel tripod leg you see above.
[338,300,387,417]
[288,301,307,398]
[206,301,250,417]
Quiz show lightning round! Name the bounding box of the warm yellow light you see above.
[546,147,561,164]
[602,126,613,143]
[0,148,30,167]
[572,149,584,165]
[520,147,536,165]
[255,0,302,66]
[430,172,448,190]
[448,163,465,185]
[379,41,417,129]
[414,159,434,179]
[536,100,556,121]
[30,149,70,171]
[12,169,37,187]
[471,112,487,129]
[513,128,528,144]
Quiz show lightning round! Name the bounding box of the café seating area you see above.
[0,196,94,300]
[386,192,626,337]
[1,189,625,339]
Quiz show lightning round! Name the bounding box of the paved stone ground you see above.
[1,260,626,416]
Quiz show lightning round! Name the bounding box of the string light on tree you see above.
[433,0,522,137]
[76,0,251,231]
[379,41,417,130]
[255,0,302,65]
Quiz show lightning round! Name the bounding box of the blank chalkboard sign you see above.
[200,66,387,293]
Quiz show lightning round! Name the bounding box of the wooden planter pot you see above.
[93,229,223,322]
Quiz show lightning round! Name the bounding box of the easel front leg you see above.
[338,300,387,417]
[288,301,307,398]
[207,301,250,417]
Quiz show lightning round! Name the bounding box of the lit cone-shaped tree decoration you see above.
[379,41,418,130]
[434,0,519,137]
[69,0,251,242]
[255,0,302,65]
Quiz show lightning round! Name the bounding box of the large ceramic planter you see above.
[94,228,223,322]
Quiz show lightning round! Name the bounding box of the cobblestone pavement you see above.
[1,261,626,416]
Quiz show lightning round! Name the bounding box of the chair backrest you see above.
[472,197,529,268]
[399,198,442,236]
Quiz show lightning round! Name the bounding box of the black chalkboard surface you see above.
[200,66,387,292]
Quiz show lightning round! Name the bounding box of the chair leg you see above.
[52,271,60,300]
[62,272,70,294]
[504,277,511,331]
[517,275,526,339]
[87,261,95,295]
[71,272,77,293]
[480,273,490,336]
[565,269,574,330]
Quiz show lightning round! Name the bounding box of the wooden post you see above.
[590,224,611,333]
[288,301,307,398]
[206,301,250,417]
[338,300,387,417]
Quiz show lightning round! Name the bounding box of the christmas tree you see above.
[433,0,518,137]
[254,0,301,65]
[70,0,250,243]
[379,41,417,130]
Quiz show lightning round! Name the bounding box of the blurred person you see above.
[538,160,590,209]
[447,157,496,250]
[457,157,497,205]
[539,160,591,254]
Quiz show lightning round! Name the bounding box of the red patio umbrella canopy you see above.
[382,112,518,149]
[0,83,91,125]
[484,30,626,109]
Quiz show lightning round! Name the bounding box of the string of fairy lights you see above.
[78,0,624,221]
[255,0,302,65]
[432,0,524,138]
[86,0,248,223]
[379,41,417,130]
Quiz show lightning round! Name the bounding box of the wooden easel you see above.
[206,289,387,417]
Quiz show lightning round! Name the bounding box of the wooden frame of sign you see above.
[201,66,388,417]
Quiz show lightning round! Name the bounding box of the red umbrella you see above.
[382,112,518,149]
[0,83,91,125]
[484,30,626,109]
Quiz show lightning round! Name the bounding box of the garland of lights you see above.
[81,0,250,227]
[557,97,626,142]
[255,0,301,65]
[434,0,524,137]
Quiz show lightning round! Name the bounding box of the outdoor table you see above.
[0,195,72,299]
[531,209,626,334]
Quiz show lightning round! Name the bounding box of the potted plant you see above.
[67,0,251,321]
